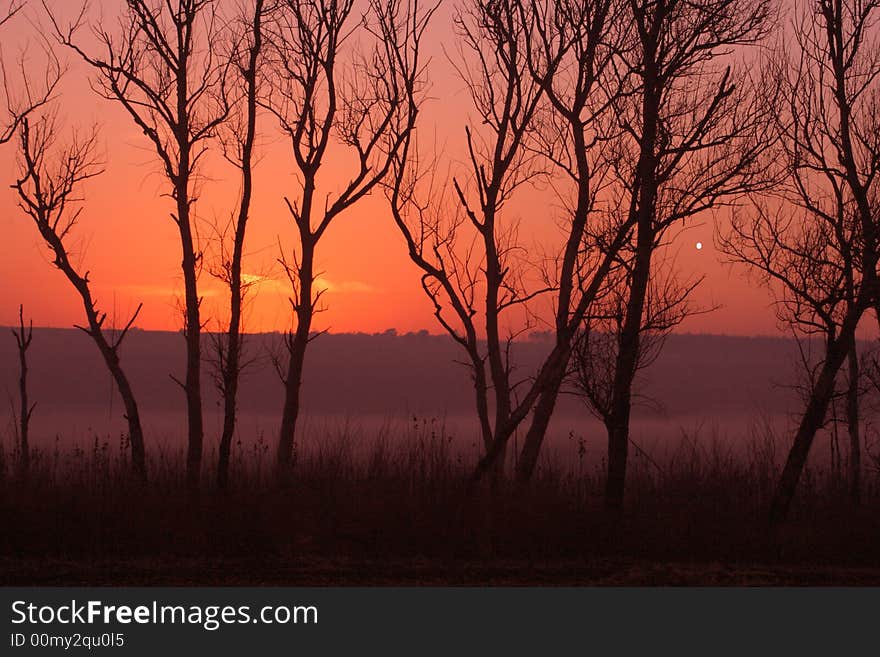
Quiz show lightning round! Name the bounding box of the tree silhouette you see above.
[719,0,880,522]
[570,258,703,447]
[210,0,268,490]
[50,0,232,490]
[389,0,641,486]
[12,113,147,479]
[723,197,867,507]
[10,304,35,475]
[390,0,551,480]
[505,0,632,485]
[578,0,772,511]
[265,0,436,477]
[0,1,60,145]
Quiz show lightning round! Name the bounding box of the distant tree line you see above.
[2,0,879,523]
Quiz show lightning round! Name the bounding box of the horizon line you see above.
[0,324,818,341]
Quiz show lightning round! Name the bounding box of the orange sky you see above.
[0,1,784,337]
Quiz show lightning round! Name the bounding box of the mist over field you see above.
[0,328,813,459]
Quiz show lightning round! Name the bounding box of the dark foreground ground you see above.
[5,557,880,586]
[2,433,879,586]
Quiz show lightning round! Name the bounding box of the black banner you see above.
[1,587,878,655]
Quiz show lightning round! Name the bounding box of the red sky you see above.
[0,1,783,337]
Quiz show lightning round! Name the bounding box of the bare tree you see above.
[265,0,436,476]
[570,0,772,511]
[210,0,268,490]
[389,0,644,486]
[724,196,868,510]
[721,0,880,522]
[0,1,61,145]
[11,113,147,479]
[11,304,35,475]
[49,0,231,490]
[506,0,630,485]
[570,258,703,435]
[390,0,550,480]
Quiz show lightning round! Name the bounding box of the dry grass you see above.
[1,417,879,584]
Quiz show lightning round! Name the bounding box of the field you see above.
[2,420,879,586]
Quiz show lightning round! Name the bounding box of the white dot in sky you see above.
[695,242,703,250]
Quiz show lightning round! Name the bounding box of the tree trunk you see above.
[277,329,309,474]
[277,241,315,478]
[217,4,262,490]
[604,38,660,511]
[181,219,204,491]
[29,224,147,480]
[474,342,569,483]
[17,353,29,474]
[173,40,204,491]
[488,441,507,487]
[215,223,244,488]
[217,359,239,489]
[513,114,595,488]
[482,201,512,486]
[514,366,566,485]
[14,312,32,475]
[472,420,518,484]
[604,238,653,511]
[604,393,632,510]
[846,340,860,507]
[769,332,852,523]
[102,345,147,480]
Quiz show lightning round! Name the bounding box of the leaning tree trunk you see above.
[116,373,146,479]
[769,332,853,523]
[96,339,147,479]
[476,341,570,485]
[514,131,594,487]
[514,364,567,485]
